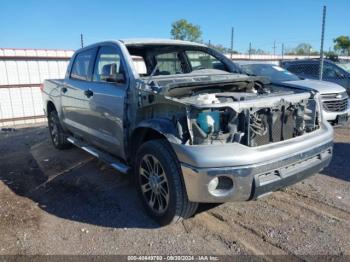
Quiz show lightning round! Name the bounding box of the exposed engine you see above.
[169,83,320,147]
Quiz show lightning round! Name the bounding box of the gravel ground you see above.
[0,124,349,257]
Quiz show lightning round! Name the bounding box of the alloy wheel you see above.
[139,154,170,214]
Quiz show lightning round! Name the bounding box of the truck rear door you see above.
[61,47,98,140]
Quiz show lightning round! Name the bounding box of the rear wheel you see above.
[135,139,198,225]
[48,110,71,149]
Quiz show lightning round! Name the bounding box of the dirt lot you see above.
[0,124,349,257]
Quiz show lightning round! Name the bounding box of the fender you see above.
[134,117,181,144]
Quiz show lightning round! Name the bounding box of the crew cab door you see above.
[86,44,128,158]
[61,47,98,139]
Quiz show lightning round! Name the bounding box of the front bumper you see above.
[171,122,333,203]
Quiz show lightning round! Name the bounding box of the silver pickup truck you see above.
[42,39,333,225]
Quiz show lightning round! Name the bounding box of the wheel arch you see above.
[46,100,56,115]
[128,118,181,163]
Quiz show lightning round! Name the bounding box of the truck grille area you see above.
[247,99,319,147]
[322,98,348,112]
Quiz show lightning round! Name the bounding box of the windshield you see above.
[126,45,231,77]
[241,64,300,82]
[336,62,350,73]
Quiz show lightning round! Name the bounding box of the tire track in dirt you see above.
[284,188,350,216]
[205,193,350,256]
[184,211,290,257]
[207,209,307,259]
[274,191,350,226]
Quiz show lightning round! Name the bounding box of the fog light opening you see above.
[208,176,234,196]
[208,177,219,192]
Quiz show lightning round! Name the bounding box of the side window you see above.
[323,64,337,78]
[288,63,318,77]
[285,64,301,74]
[70,49,95,81]
[186,51,228,72]
[303,64,319,76]
[323,63,344,79]
[93,46,126,83]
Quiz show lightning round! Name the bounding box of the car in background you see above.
[337,62,350,73]
[237,61,350,125]
[280,59,350,94]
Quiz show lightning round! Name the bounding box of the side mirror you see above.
[100,63,125,83]
[100,73,125,83]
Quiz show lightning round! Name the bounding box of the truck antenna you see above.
[80,33,84,48]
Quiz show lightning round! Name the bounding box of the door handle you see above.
[61,87,68,93]
[84,89,93,98]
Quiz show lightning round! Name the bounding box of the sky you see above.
[1,0,349,54]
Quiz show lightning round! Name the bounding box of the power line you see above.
[319,6,326,80]
[248,42,252,59]
[230,27,234,59]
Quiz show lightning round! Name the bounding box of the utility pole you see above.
[230,27,234,59]
[273,40,276,56]
[80,33,84,48]
[281,43,284,61]
[319,6,326,80]
[248,42,252,60]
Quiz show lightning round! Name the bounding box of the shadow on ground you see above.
[321,142,350,182]
[0,127,158,229]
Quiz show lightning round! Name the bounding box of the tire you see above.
[134,139,198,225]
[48,110,71,150]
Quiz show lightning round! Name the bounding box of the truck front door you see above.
[86,44,128,158]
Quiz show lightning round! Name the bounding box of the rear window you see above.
[186,50,227,71]
[70,49,95,81]
[156,52,184,75]
[132,56,147,75]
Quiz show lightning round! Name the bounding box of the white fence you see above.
[0,48,73,127]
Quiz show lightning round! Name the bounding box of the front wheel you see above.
[135,139,198,225]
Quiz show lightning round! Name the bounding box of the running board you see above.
[67,137,130,174]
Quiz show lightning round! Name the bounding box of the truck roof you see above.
[119,38,206,47]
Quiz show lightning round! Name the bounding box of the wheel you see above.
[48,110,71,149]
[135,139,198,225]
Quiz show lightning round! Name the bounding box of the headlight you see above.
[336,91,348,100]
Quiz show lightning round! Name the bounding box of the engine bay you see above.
[163,80,321,147]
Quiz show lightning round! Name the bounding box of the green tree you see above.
[286,43,318,55]
[294,43,313,55]
[333,35,350,55]
[170,19,202,42]
[249,48,267,55]
[208,43,238,54]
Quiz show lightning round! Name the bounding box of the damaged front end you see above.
[134,74,322,148]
